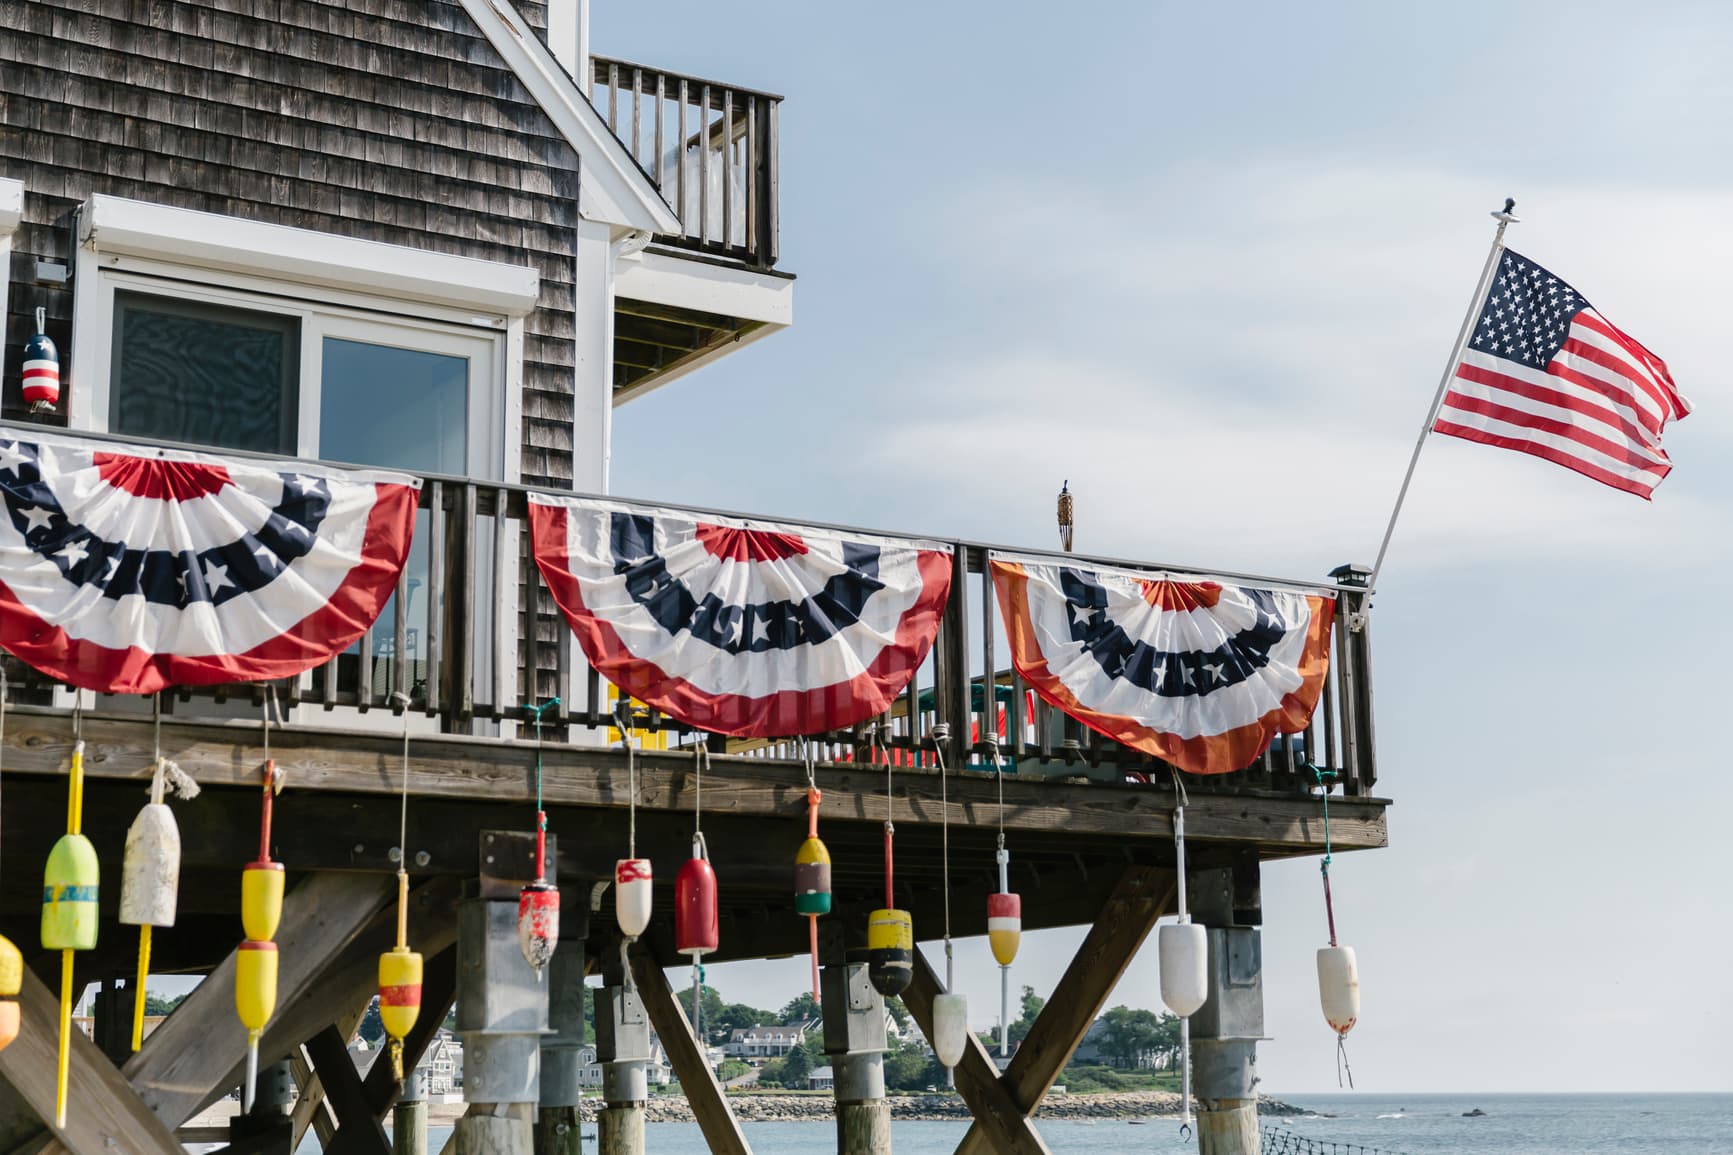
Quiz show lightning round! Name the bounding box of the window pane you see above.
[111,293,299,454]
[318,338,468,475]
[319,337,471,708]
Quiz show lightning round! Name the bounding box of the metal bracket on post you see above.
[539,894,588,1111]
[821,957,888,1103]
[595,939,651,1104]
[457,834,552,1108]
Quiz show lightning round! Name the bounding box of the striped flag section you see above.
[1435,248,1689,499]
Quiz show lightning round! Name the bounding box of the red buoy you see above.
[674,833,718,957]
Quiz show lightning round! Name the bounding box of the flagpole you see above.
[1361,198,1520,609]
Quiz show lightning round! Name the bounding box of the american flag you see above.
[1435,249,1689,499]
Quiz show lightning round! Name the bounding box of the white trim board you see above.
[614,249,794,327]
[80,194,541,317]
[0,177,23,384]
[457,0,679,236]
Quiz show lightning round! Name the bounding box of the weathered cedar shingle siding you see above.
[0,0,581,490]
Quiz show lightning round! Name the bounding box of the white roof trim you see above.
[80,194,542,317]
[457,0,680,235]
[0,178,23,235]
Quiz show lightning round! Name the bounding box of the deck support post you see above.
[594,939,648,1155]
[1189,865,1265,1155]
[228,1060,295,1155]
[821,958,890,1155]
[534,899,586,1155]
[394,1066,429,1155]
[454,897,543,1155]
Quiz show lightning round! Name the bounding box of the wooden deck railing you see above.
[591,56,780,270]
[0,437,1377,799]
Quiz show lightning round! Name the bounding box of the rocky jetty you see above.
[561,1091,1304,1123]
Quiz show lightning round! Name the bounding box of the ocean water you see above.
[413,1093,1729,1153]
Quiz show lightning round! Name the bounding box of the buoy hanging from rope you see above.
[378,696,423,1082]
[517,700,561,971]
[866,723,912,998]
[1158,770,1206,1140]
[674,743,718,1031]
[0,669,20,1054]
[793,742,830,1006]
[985,737,1020,1058]
[929,724,967,1071]
[120,697,199,1052]
[237,692,285,1113]
[1310,765,1359,1087]
[42,692,97,1128]
[23,307,60,413]
[613,702,652,940]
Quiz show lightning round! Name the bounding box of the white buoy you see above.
[1317,945,1359,1036]
[1158,922,1209,1017]
[932,992,968,1069]
[615,858,653,939]
[119,798,181,927]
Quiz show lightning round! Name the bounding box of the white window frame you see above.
[0,178,23,382]
[61,194,543,732]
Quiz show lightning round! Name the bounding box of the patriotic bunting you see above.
[0,432,418,694]
[992,557,1333,775]
[528,495,952,737]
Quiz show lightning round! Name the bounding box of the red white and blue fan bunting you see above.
[0,432,418,694]
[992,556,1333,775]
[529,495,952,737]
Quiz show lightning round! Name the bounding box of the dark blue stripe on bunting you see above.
[0,440,333,608]
[609,511,889,654]
[1058,568,1293,698]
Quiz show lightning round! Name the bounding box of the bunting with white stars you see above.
[992,556,1333,775]
[1437,248,1690,499]
[528,494,952,737]
[0,431,417,693]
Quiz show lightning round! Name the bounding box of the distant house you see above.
[725,1023,810,1059]
[807,1066,834,1091]
[574,1042,672,1088]
[418,1031,464,1097]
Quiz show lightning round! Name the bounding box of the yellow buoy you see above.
[41,832,99,951]
[240,863,284,943]
[866,907,913,997]
[236,939,278,1104]
[0,935,21,1052]
[235,940,279,1032]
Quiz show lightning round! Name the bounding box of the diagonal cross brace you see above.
[955,864,1174,1155]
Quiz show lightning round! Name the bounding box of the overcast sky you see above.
[597,2,1733,1094]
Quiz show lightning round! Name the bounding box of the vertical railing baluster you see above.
[654,73,666,193]
[631,67,643,165]
[359,616,373,712]
[980,560,996,764]
[426,480,445,717]
[459,483,477,724]
[721,88,734,251]
[1334,601,1360,796]
[745,94,757,257]
[607,61,619,134]
[492,486,510,720]
[945,545,972,757]
[676,78,689,235]
[699,84,712,245]
[1009,670,1027,767]
[587,667,602,729]
[392,562,409,703]
[522,507,538,711]
[764,97,779,266]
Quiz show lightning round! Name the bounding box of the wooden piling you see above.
[533,1107,582,1155]
[836,1100,891,1155]
[597,1105,645,1155]
[455,1109,533,1155]
[393,1099,428,1155]
[1196,1099,1259,1154]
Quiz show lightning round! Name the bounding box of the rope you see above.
[932,724,951,941]
[524,698,560,883]
[1307,763,1354,1088]
[615,701,637,859]
[868,720,895,908]
[693,740,706,834]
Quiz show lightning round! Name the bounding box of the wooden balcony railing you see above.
[591,56,781,270]
[0,433,1377,800]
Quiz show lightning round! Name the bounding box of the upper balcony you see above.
[591,56,781,272]
[589,57,793,403]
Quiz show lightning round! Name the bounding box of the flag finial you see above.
[1492,197,1519,224]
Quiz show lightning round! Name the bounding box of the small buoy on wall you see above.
[22,308,59,414]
